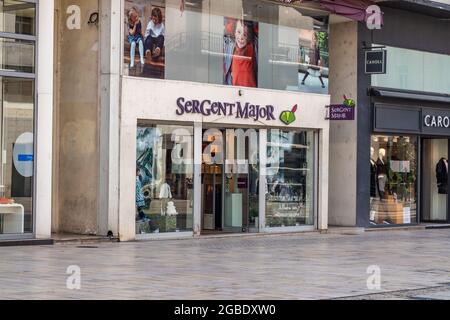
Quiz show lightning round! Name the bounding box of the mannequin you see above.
[376,148,388,199]
[436,157,448,195]
[159,182,172,215]
[370,147,377,198]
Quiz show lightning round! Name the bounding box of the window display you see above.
[370,135,417,225]
[0,1,36,238]
[0,78,34,236]
[136,124,194,234]
[265,130,315,227]
[422,139,448,222]
[124,0,329,94]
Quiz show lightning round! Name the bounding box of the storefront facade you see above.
[329,3,450,228]
[0,0,53,242]
[117,0,332,240]
[369,96,450,226]
[119,79,329,240]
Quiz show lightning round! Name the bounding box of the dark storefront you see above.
[356,4,450,227]
[369,91,450,226]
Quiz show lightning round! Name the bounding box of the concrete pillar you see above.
[328,21,359,226]
[99,0,121,236]
[35,0,54,239]
[55,0,100,235]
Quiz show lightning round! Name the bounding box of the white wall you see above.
[119,78,330,240]
[35,0,54,239]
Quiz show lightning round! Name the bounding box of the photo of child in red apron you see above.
[224,18,258,88]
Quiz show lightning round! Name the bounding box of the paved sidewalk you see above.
[0,229,450,300]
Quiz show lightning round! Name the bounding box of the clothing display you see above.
[436,158,448,195]
[376,157,389,198]
[159,182,172,199]
[159,182,172,216]
[370,159,377,197]
[135,176,146,208]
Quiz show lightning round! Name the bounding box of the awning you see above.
[274,0,383,23]
[179,0,383,23]
[370,87,450,104]
[319,0,376,21]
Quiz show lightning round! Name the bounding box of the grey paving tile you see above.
[1,229,450,299]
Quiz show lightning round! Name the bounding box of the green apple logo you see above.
[343,95,356,108]
[280,105,298,125]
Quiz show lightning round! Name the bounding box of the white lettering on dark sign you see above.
[424,115,450,128]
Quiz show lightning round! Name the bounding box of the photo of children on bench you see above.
[124,0,165,79]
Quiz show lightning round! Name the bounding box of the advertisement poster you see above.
[125,0,165,78]
[299,29,328,91]
[223,17,259,88]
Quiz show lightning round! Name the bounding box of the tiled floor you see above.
[1,229,450,300]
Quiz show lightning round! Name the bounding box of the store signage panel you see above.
[374,104,421,133]
[176,97,277,122]
[374,104,450,136]
[176,97,302,126]
[365,50,387,74]
[327,105,355,120]
[422,109,450,136]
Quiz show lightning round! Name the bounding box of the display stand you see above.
[0,204,25,234]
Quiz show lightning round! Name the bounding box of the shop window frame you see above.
[0,0,37,240]
[368,133,420,228]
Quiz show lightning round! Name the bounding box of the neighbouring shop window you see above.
[1,0,36,35]
[0,1,36,74]
[136,124,194,234]
[123,0,329,94]
[422,139,448,222]
[370,135,417,225]
[372,45,450,95]
[0,0,36,237]
[0,77,34,235]
[265,130,315,228]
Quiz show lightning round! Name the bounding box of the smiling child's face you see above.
[152,15,159,25]
[131,12,138,23]
[235,21,249,49]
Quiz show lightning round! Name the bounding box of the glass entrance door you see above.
[422,139,449,222]
[202,164,222,231]
[223,129,259,233]
[201,128,259,233]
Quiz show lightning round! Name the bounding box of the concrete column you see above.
[328,21,358,226]
[193,122,203,235]
[35,0,54,239]
[99,0,121,236]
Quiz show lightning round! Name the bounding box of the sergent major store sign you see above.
[176,97,277,122]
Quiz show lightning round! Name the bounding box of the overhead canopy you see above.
[273,0,382,22]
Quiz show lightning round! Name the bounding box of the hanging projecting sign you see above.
[326,96,356,121]
[365,50,387,74]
